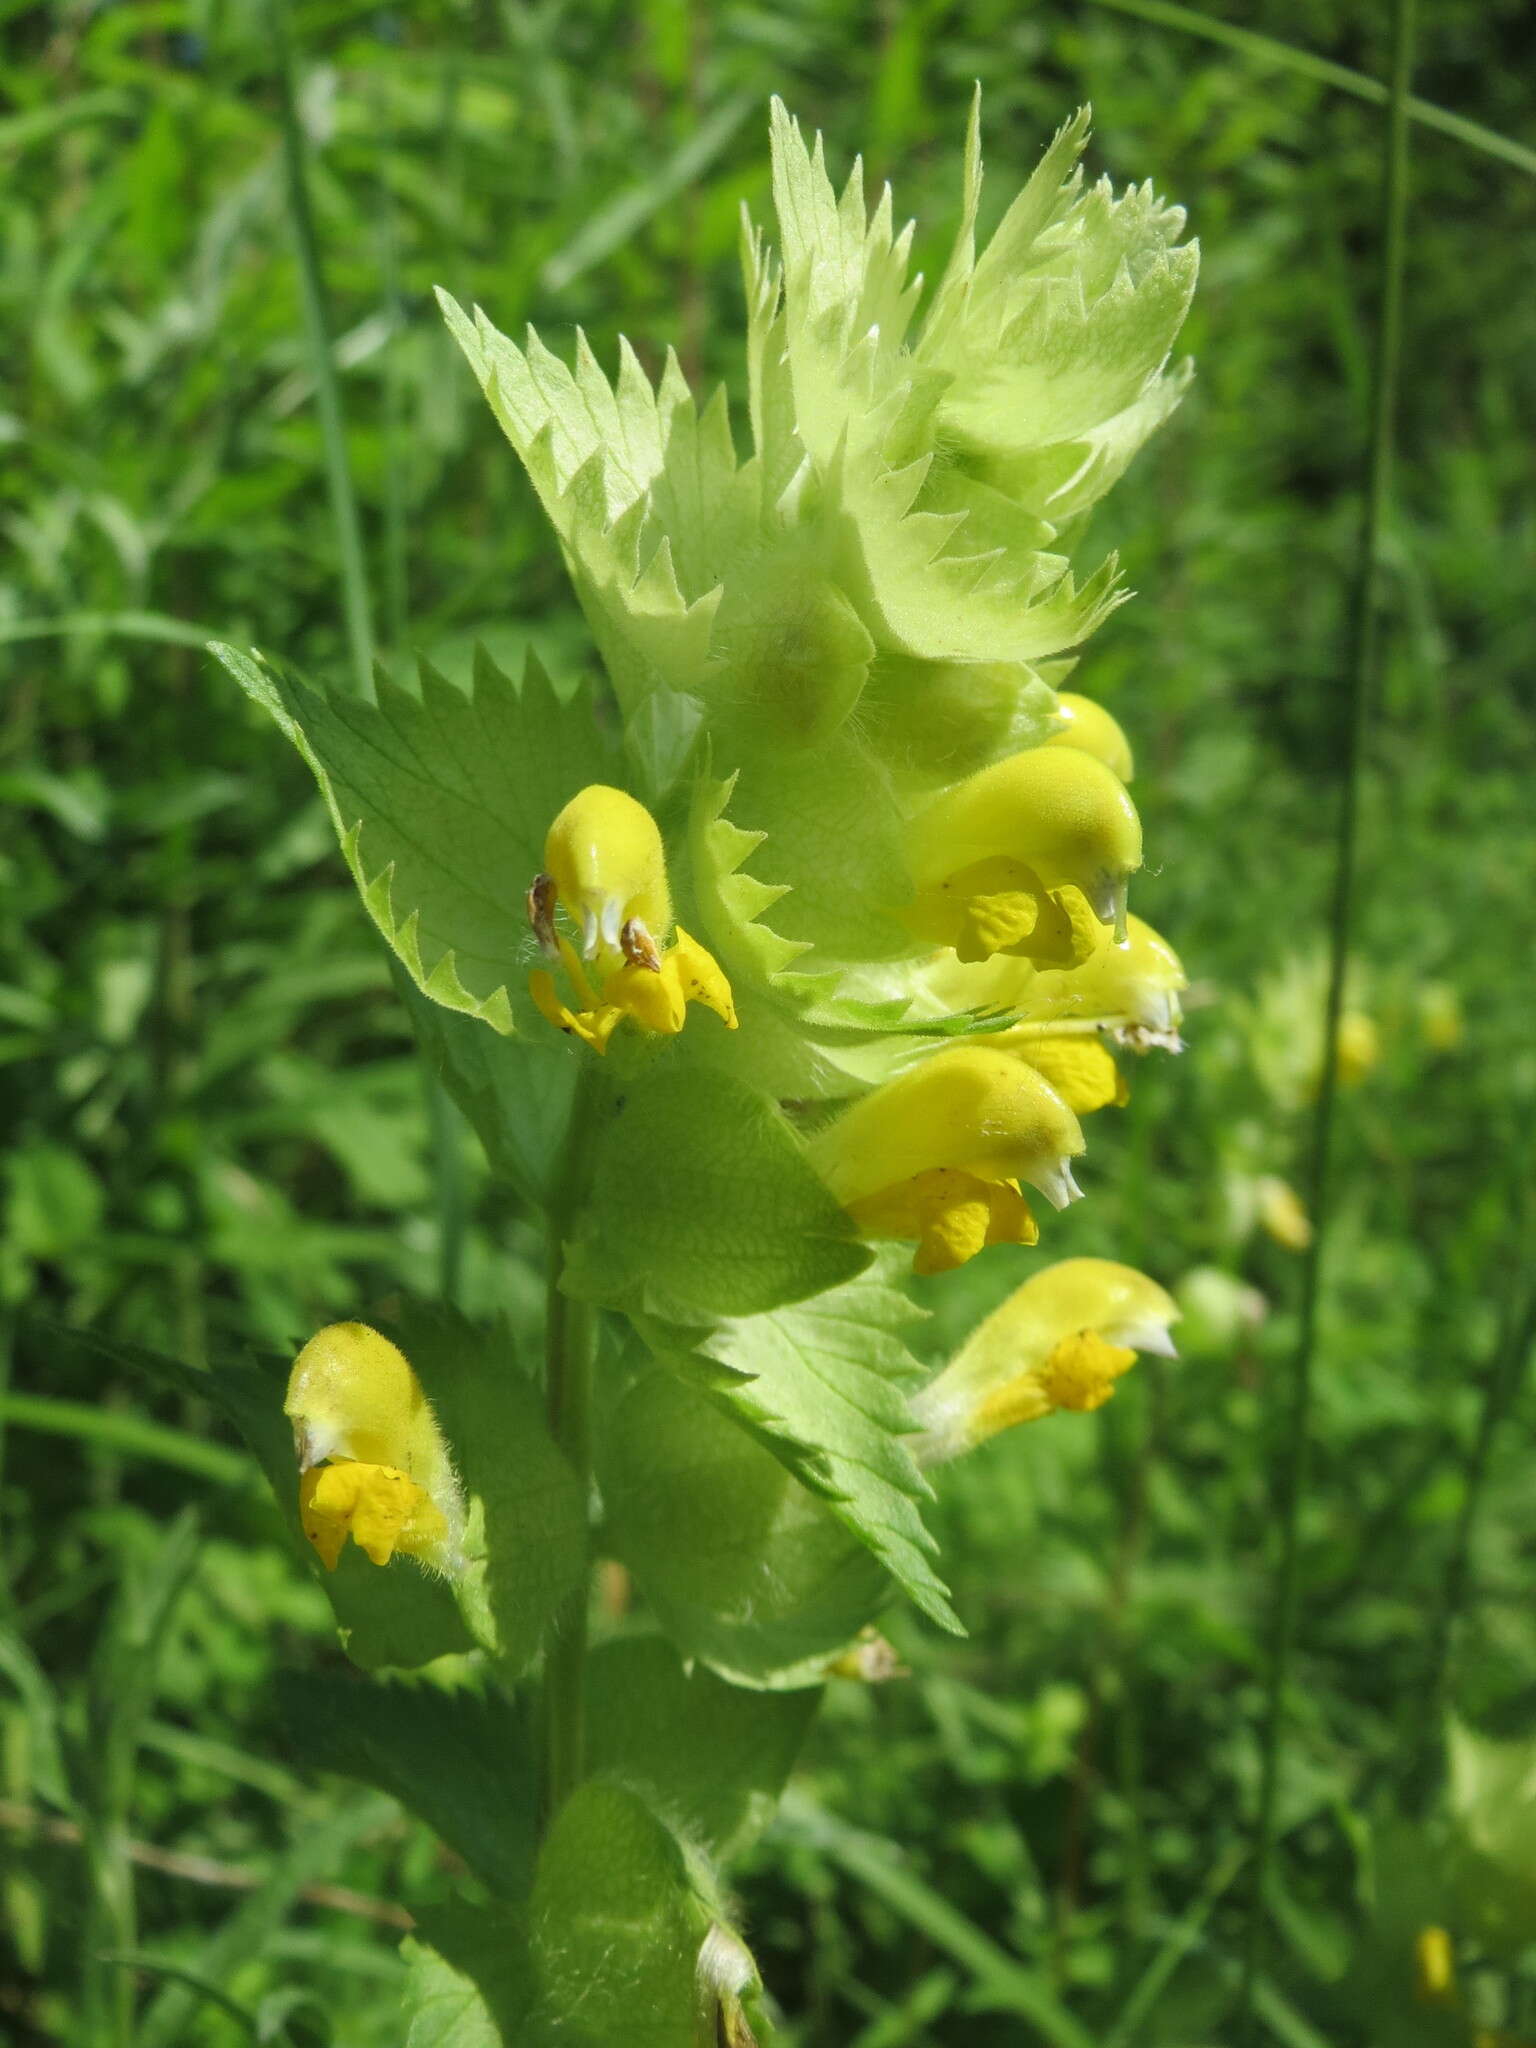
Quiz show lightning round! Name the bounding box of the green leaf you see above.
[394,968,576,1209]
[408,1901,535,2047]
[565,1060,867,1320]
[530,1781,727,2047]
[388,1304,588,1674]
[35,1318,471,1672]
[212,640,612,1036]
[601,1370,892,1689]
[662,1252,959,1631]
[586,1637,817,1861]
[276,1672,536,1900]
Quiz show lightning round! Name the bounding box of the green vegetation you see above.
[3,3,1533,2043]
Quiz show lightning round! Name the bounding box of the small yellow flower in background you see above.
[905,744,1142,956]
[1042,691,1135,784]
[1334,1009,1380,1086]
[807,1044,1085,1275]
[1413,1925,1456,2006]
[528,784,736,1054]
[1418,981,1464,1053]
[1256,1174,1313,1252]
[913,1257,1179,1462]
[284,1322,464,1574]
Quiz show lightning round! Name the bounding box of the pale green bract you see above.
[209,95,1196,2047]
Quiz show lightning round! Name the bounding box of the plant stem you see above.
[540,1076,601,1828]
[1237,0,1416,2030]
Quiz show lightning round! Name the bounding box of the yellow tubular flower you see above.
[528,785,735,1054]
[807,1045,1085,1275]
[906,745,1142,956]
[284,1322,464,1574]
[912,1257,1179,1462]
[1043,692,1135,783]
[1000,913,1186,1044]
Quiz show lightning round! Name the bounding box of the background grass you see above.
[3,1,1534,2042]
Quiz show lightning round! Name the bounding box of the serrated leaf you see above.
[394,967,576,1209]
[277,1672,536,1900]
[212,640,611,1036]
[663,1253,958,1631]
[403,1904,536,2048]
[28,1318,471,1672]
[565,1060,867,1321]
[601,1369,892,1689]
[586,1637,817,1861]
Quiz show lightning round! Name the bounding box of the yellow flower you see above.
[527,784,735,1054]
[1255,1175,1312,1252]
[913,1257,1179,1460]
[1043,691,1135,784]
[905,745,1142,959]
[1418,981,1463,1053]
[1413,1925,1456,2006]
[807,1045,1085,1275]
[1334,1009,1380,1086]
[285,1322,463,1574]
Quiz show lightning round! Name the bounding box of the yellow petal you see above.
[603,955,688,1036]
[1036,1329,1137,1411]
[669,928,737,1027]
[299,1460,448,1571]
[848,1167,1038,1276]
[1011,1034,1127,1113]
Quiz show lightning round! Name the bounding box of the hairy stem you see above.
[1237,0,1416,2028]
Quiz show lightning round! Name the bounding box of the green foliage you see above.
[5,2,1535,2045]
[585,1637,818,1860]
[215,643,610,1038]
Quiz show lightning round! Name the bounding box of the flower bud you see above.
[1043,691,1134,783]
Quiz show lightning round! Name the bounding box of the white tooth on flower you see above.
[1105,1316,1179,1357]
[1031,1158,1084,1210]
[581,907,600,958]
[600,897,623,950]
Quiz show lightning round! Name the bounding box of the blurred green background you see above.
[3,1,1534,2041]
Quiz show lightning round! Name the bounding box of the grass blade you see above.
[1237,0,1418,2033]
[1086,0,1535,179]
[266,0,376,698]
